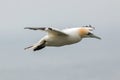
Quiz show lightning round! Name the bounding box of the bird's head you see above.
[79,25,101,40]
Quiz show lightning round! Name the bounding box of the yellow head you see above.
[79,26,101,39]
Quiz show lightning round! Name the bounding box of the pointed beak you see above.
[90,34,101,40]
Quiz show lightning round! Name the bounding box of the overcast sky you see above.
[0,0,120,80]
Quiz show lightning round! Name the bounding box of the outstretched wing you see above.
[24,27,68,36]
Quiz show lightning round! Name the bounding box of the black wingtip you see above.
[24,27,29,29]
[24,27,47,30]
[24,27,38,30]
[33,41,46,51]
[24,46,33,50]
[89,25,92,27]
[33,45,45,51]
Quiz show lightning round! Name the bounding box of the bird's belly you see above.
[46,36,81,46]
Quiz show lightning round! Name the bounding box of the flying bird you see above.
[24,25,101,51]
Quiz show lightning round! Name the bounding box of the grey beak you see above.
[90,34,101,40]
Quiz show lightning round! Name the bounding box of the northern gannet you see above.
[24,25,101,51]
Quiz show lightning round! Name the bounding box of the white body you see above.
[25,26,101,51]
[44,28,82,46]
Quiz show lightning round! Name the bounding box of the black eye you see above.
[87,32,92,35]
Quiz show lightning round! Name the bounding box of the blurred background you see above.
[0,0,120,80]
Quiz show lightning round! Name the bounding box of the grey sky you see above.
[0,0,120,80]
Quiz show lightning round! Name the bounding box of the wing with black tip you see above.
[24,27,68,36]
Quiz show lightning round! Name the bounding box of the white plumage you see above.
[24,25,101,51]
